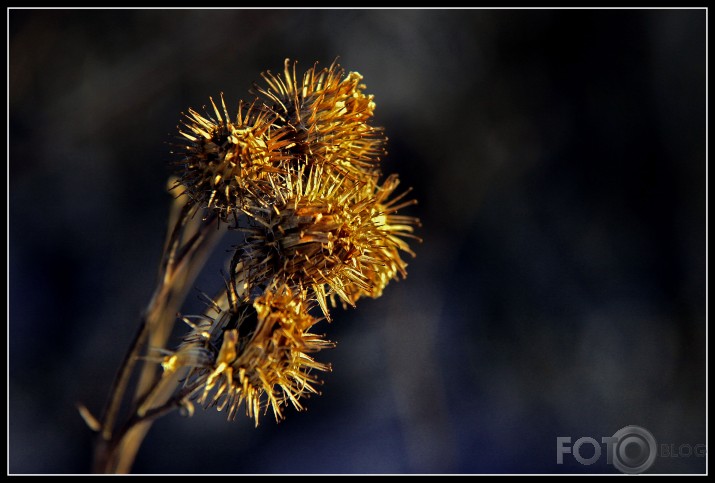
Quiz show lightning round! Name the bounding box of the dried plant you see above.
[80,59,420,474]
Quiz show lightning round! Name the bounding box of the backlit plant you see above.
[81,59,420,474]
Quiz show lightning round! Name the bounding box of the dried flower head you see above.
[173,95,293,218]
[235,165,419,318]
[255,59,385,183]
[162,284,332,425]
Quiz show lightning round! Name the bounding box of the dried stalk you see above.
[92,185,225,473]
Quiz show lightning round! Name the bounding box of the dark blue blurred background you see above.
[9,9,706,474]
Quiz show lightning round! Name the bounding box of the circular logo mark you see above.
[611,425,657,474]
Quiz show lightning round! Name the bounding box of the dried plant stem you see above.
[93,190,225,474]
[98,316,150,443]
[102,376,206,473]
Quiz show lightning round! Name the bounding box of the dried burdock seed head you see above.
[161,284,333,426]
[173,94,293,218]
[236,165,420,318]
[255,58,385,183]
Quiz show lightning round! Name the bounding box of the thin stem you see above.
[124,379,206,435]
[96,204,193,445]
[93,197,225,473]
[133,209,216,403]
[98,316,150,441]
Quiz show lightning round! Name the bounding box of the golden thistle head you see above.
[237,166,419,318]
[255,59,385,183]
[163,284,333,426]
[173,95,293,218]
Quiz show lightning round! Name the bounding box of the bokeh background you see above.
[9,9,706,474]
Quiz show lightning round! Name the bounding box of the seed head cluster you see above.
[165,59,419,425]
